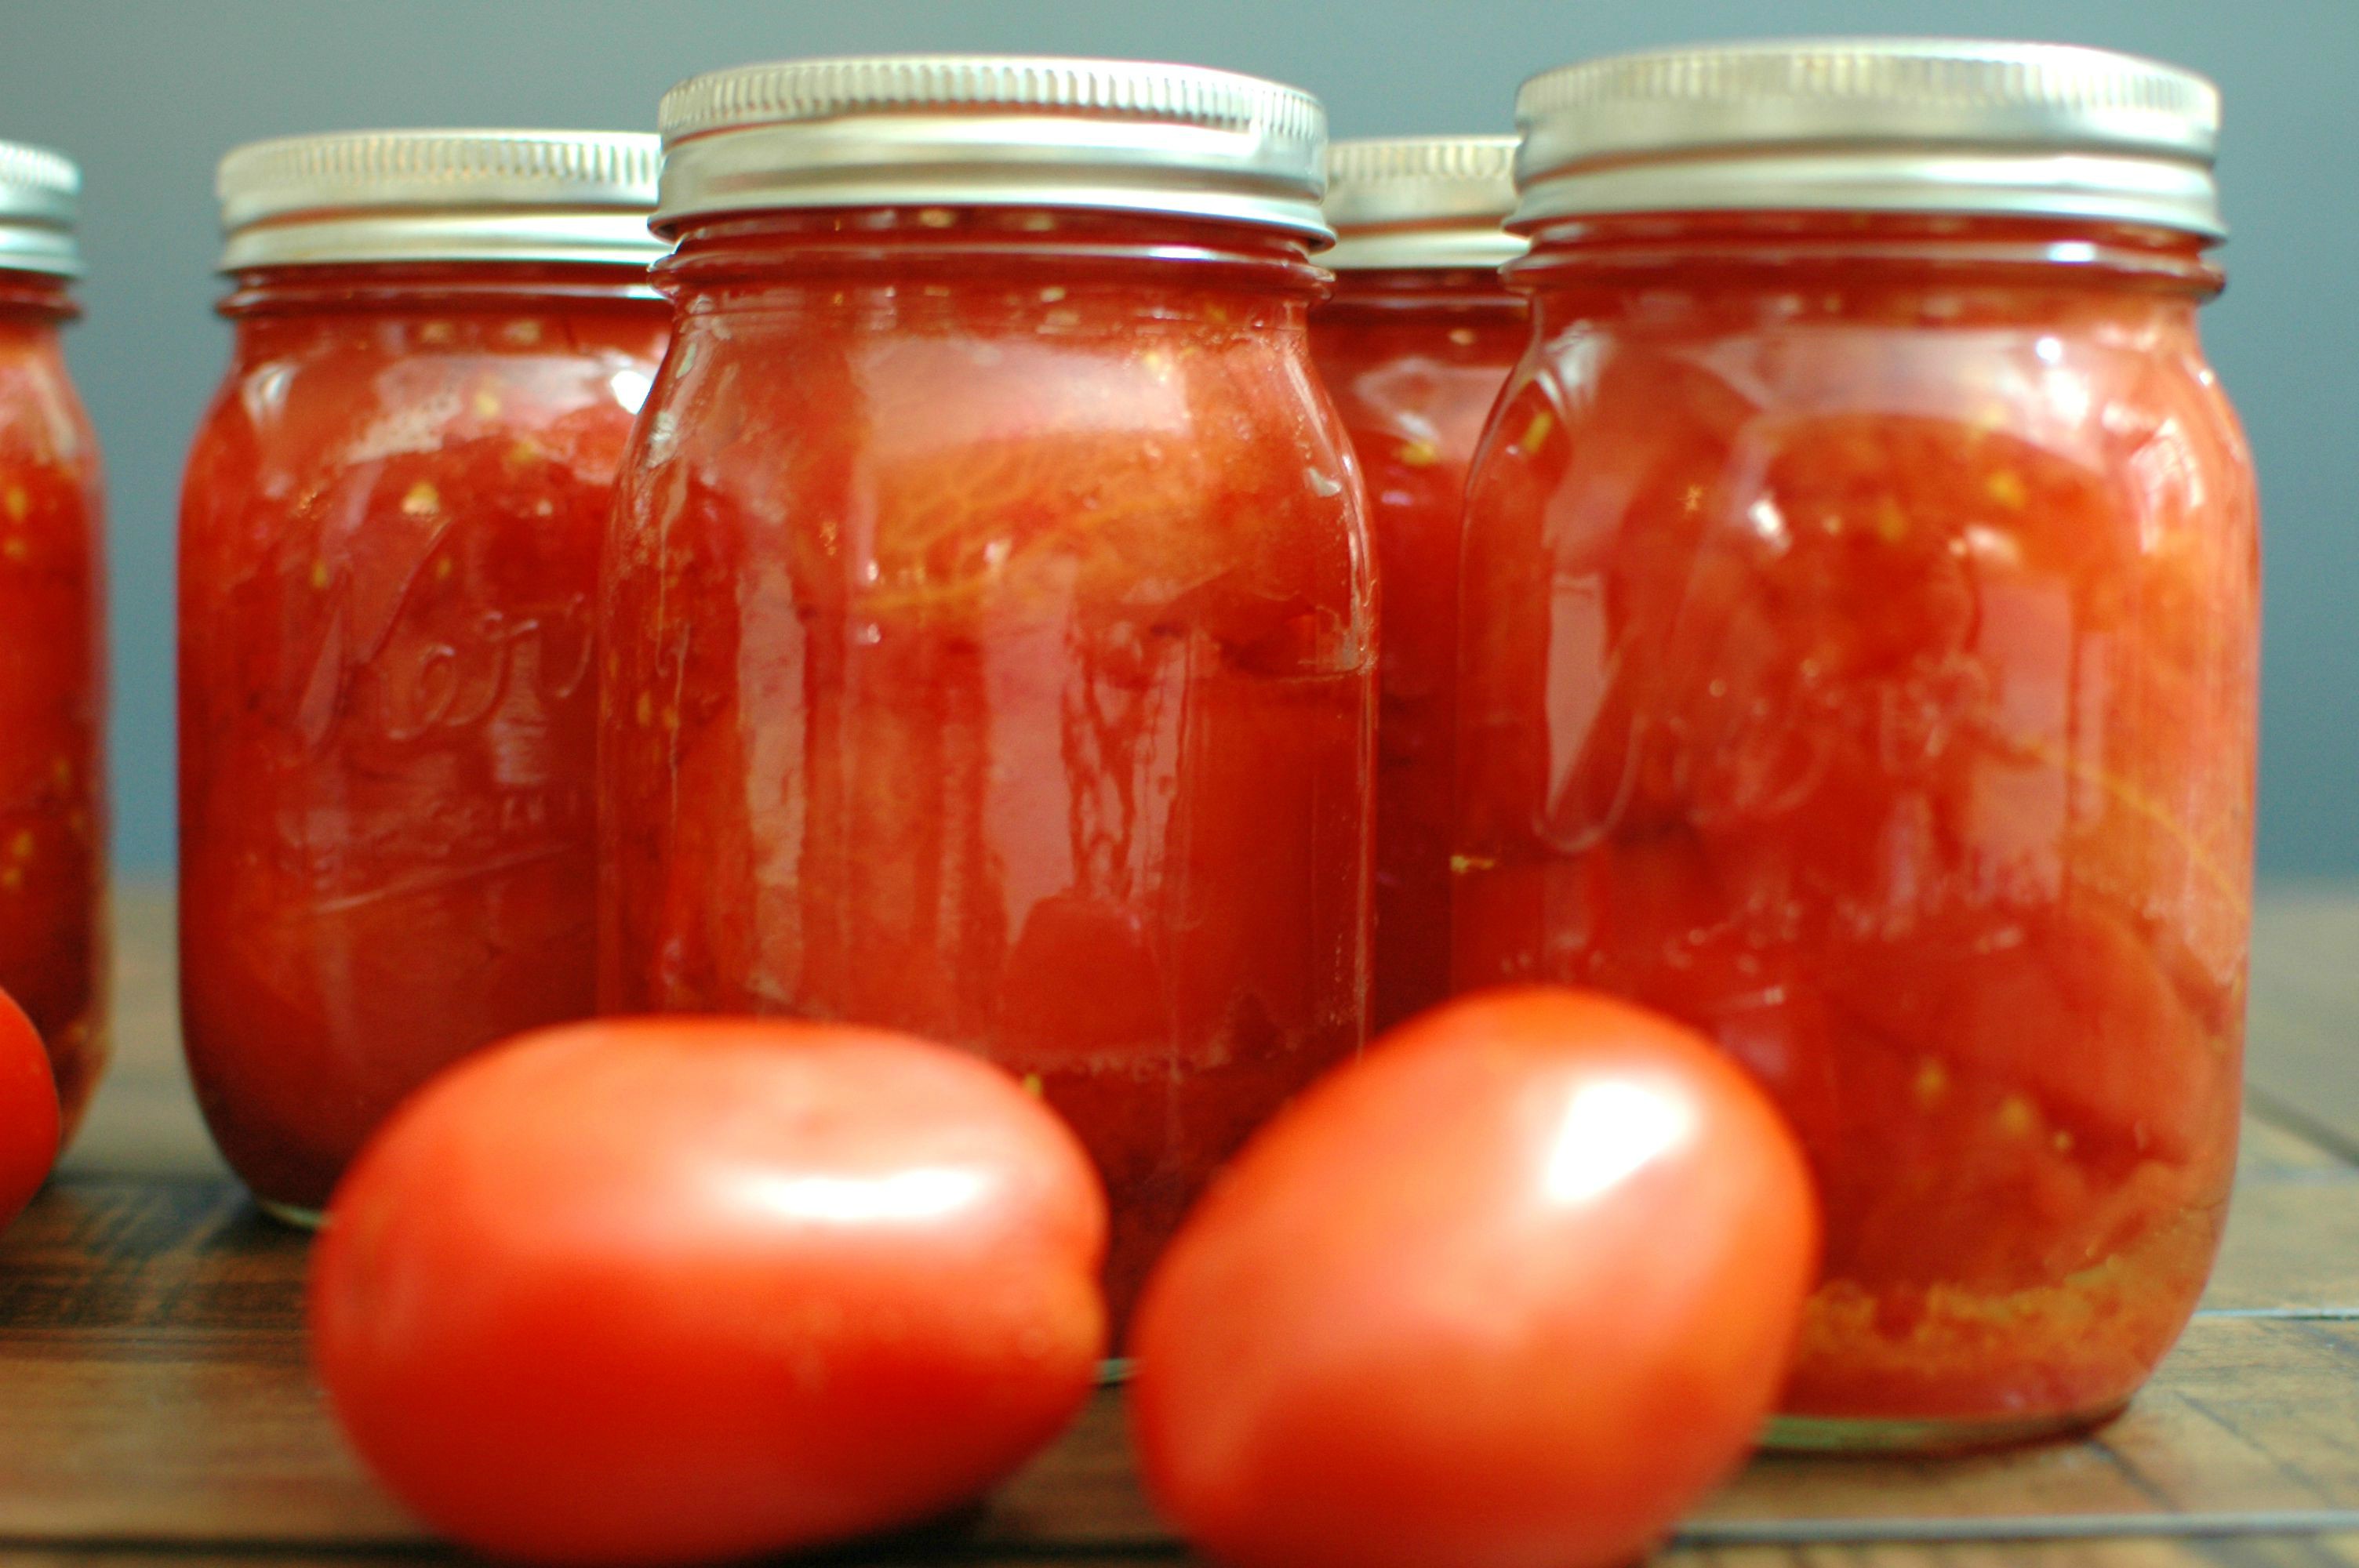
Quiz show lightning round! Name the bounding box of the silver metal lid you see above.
[0,142,79,278]
[1514,38,2224,238]
[216,129,667,271]
[656,55,1332,244]
[1325,136,1525,270]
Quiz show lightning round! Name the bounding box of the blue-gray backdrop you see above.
[1,0,2349,877]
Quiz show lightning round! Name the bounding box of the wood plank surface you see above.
[3,887,2357,1566]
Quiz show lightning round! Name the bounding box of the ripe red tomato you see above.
[1129,986,1819,1568]
[0,986,59,1232]
[309,1018,1108,1566]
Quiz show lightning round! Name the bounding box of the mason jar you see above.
[1456,40,2258,1446]
[179,131,671,1218]
[604,56,1376,1327]
[1311,136,1524,1031]
[0,143,106,1134]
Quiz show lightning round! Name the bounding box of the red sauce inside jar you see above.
[179,261,668,1211]
[1456,214,2258,1429]
[601,209,1375,1324]
[0,270,106,1131]
[1311,268,1521,1031]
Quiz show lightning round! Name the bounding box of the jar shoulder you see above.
[621,309,1371,610]
[181,330,664,548]
[0,323,100,499]
[1474,313,2256,558]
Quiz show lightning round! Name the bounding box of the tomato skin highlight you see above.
[307,1018,1108,1567]
[0,987,59,1232]
[1129,986,1818,1568]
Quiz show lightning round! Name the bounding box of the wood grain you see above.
[1670,1541,2359,1568]
[3,887,2355,1567]
[2203,1182,2359,1312]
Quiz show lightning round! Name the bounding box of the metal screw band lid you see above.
[0,142,79,279]
[216,129,667,271]
[656,55,1333,244]
[1324,136,1524,270]
[1514,38,2225,238]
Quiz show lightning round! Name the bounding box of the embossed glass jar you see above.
[1456,41,2257,1446]
[177,131,670,1217]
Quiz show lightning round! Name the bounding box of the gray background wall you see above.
[0,0,2349,877]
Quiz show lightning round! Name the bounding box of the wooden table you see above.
[5,887,2359,1566]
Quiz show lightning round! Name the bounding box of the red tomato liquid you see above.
[601,210,1376,1327]
[1455,216,2258,1434]
[1311,270,1521,1031]
[179,263,669,1213]
[0,272,106,1133]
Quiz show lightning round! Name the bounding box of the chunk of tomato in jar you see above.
[1824,895,2234,1170]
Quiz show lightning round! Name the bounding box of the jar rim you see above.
[653,55,1333,245]
[1514,38,2225,240]
[1504,211,2226,299]
[215,129,667,271]
[1325,136,1525,271]
[0,140,79,279]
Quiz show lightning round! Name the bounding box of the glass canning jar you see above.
[605,57,1376,1329]
[178,131,671,1218]
[0,143,107,1134]
[1311,136,1525,1031]
[1456,40,2258,1447]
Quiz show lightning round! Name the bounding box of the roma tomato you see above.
[0,987,58,1230]
[1129,987,1818,1568]
[308,1018,1108,1566]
